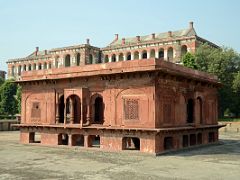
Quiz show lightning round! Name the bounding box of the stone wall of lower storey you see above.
[19,126,221,155]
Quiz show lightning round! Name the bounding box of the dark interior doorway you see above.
[187,99,194,123]
[59,95,64,123]
[94,97,104,123]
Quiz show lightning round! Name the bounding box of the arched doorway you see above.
[111,54,116,62]
[94,96,104,123]
[181,45,188,57]
[89,54,93,64]
[187,98,194,123]
[66,95,81,124]
[134,51,139,60]
[158,48,164,59]
[76,53,80,66]
[167,47,173,61]
[150,49,155,58]
[59,95,65,123]
[65,54,71,67]
[142,50,147,59]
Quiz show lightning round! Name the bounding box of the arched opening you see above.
[93,96,104,124]
[66,95,81,124]
[49,62,52,69]
[97,52,102,64]
[181,45,188,57]
[158,48,164,59]
[38,64,42,70]
[55,57,59,68]
[58,134,68,145]
[104,55,109,63]
[88,135,100,148]
[18,66,22,75]
[28,64,32,71]
[89,54,93,64]
[33,64,36,70]
[127,52,131,60]
[111,54,116,62]
[164,137,173,150]
[65,54,71,67]
[72,134,84,146]
[167,47,173,61]
[29,132,41,143]
[150,49,155,58]
[58,95,65,123]
[134,51,139,60]
[142,50,147,59]
[187,99,194,123]
[122,137,140,150]
[76,53,80,66]
[44,62,47,69]
[119,53,124,61]
[23,64,27,71]
[197,97,203,124]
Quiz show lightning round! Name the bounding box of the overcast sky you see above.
[0,0,239,72]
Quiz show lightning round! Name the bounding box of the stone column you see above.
[164,49,168,61]
[68,134,72,146]
[155,50,158,58]
[116,55,119,62]
[147,51,150,59]
[84,135,90,148]
[56,93,59,124]
[109,56,112,62]
[123,54,126,61]
[64,98,67,125]
[70,97,74,124]
[131,52,134,60]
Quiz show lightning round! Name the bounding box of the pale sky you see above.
[0,0,239,72]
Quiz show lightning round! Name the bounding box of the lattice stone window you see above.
[31,102,41,119]
[124,99,139,120]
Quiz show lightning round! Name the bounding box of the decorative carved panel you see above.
[124,99,139,120]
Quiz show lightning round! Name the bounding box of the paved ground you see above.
[0,123,240,180]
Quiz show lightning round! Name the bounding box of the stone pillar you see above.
[123,54,126,61]
[84,135,90,147]
[155,50,158,58]
[131,52,134,60]
[56,93,59,124]
[64,98,67,125]
[109,56,112,62]
[164,49,168,61]
[116,55,119,62]
[147,51,150,59]
[70,97,74,124]
[68,134,72,146]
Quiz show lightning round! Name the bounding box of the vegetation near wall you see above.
[181,44,240,118]
[0,78,21,119]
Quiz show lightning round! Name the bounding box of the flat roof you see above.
[17,58,220,85]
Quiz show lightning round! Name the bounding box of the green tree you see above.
[16,85,22,113]
[0,77,4,87]
[193,43,240,117]
[0,80,18,116]
[181,52,198,69]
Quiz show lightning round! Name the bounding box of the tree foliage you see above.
[181,52,198,69]
[16,85,22,113]
[0,80,18,116]
[182,43,240,117]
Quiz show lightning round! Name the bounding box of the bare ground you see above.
[0,123,240,180]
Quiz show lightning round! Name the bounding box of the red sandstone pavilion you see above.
[9,22,224,154]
